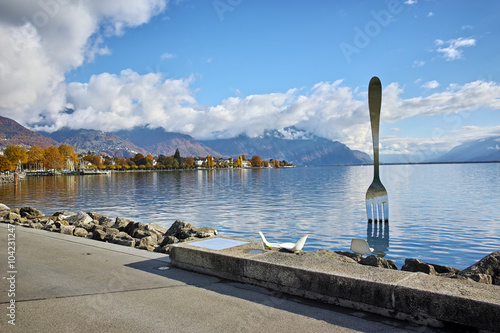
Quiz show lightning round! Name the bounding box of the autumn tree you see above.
[132,153,146,166]
[83,154,101,167]
[27,146,45,169]
[4,145,27,165]
[251,155,263,167]
[206,155,214,168]
[44,146,64,170]
[145,154,154,168]
[172,158,179,169]
[185,157,194,168]
[58,144,78,168]
[0,155,13,172]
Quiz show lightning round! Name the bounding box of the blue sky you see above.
[1,0,499,161]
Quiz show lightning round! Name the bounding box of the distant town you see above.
[0,144,294,174]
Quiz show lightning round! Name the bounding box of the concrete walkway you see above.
[1,224,452,332]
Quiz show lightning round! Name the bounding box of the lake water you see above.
[1,163,499,270]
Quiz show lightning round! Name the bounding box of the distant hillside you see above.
[0,115,59,149]
[435,137,500,162]
[113,127,220,157]
[201,129,372,166]
[2,115,372,164]
[38,128,147,158]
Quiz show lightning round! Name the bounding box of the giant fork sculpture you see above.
[366,76,389,223]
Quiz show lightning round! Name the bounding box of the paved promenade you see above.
[1,223,452,332]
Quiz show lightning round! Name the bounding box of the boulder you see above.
[160,236,179,247]
[147,223,167,243]
[74,227,89,238]
[166,220,217,240]
[106,231,135,247]
[402,259,460,277]
[92,226,108,241]
[53,212,77,220]
[97,216,115,228]
[402,259,437,274]
[20,206,43,218]
[459,251,500,285]
[0,203,10,217]
[334,250,361,263]
[29,221,44,229]
[60,225,75,235]
[124,221,146,236]
[360,255,398,270]
[66,212,93,226]
[87,212,106,221]
[136,236,157,251]
[112,217,134,231]
[4,212,21,221]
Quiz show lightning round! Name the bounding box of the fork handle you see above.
[368,76,382,180]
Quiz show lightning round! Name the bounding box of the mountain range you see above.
[0,116,371,165]
[2,115,500,165]
[433,137,500,162]
[0,115,58,148]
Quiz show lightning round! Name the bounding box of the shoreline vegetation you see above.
[0,144,295,176]
[1,203,498,286]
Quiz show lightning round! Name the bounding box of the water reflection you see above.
[2,164,500,270]
[367,221,389,257]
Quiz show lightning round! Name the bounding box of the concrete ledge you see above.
[170,237,500,331]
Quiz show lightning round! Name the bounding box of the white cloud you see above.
[383,80,500,123]
[435,37,476,61]
[413,60,425,67]
[427,12,434,17]
[1,2,499,157]
[404,0,417,5]
[161,52,176,60]
[0,0,168,123]
[422,80,440,89]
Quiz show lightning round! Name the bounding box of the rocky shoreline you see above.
[1,203,498,285]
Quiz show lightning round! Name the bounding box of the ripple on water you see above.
[1,165,500,270]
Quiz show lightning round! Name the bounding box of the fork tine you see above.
[377,203,383,222]
[366,203,373,223]
[383,202,389,223]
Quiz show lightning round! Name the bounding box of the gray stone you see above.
[74,227,89,238]
[29,221,44,229]
[402,259,437,274]
[459,251,500,285]
[66,212,93,226]
[360,255,398,270]
[402,259,460,277]
[106,231,135,247]
[0,203,10,216]
[334,250,361,262]
[160,235,178,246]
[92,226,107,241]
[136,236,157,251]
[20,206,43,218]
[112,217,134,231]
[166,220,217,240]
[53,212,77,220]
[4,212,21,221]
[97,216,115,228]
[87,212,106,221]
[60,225,75,235]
